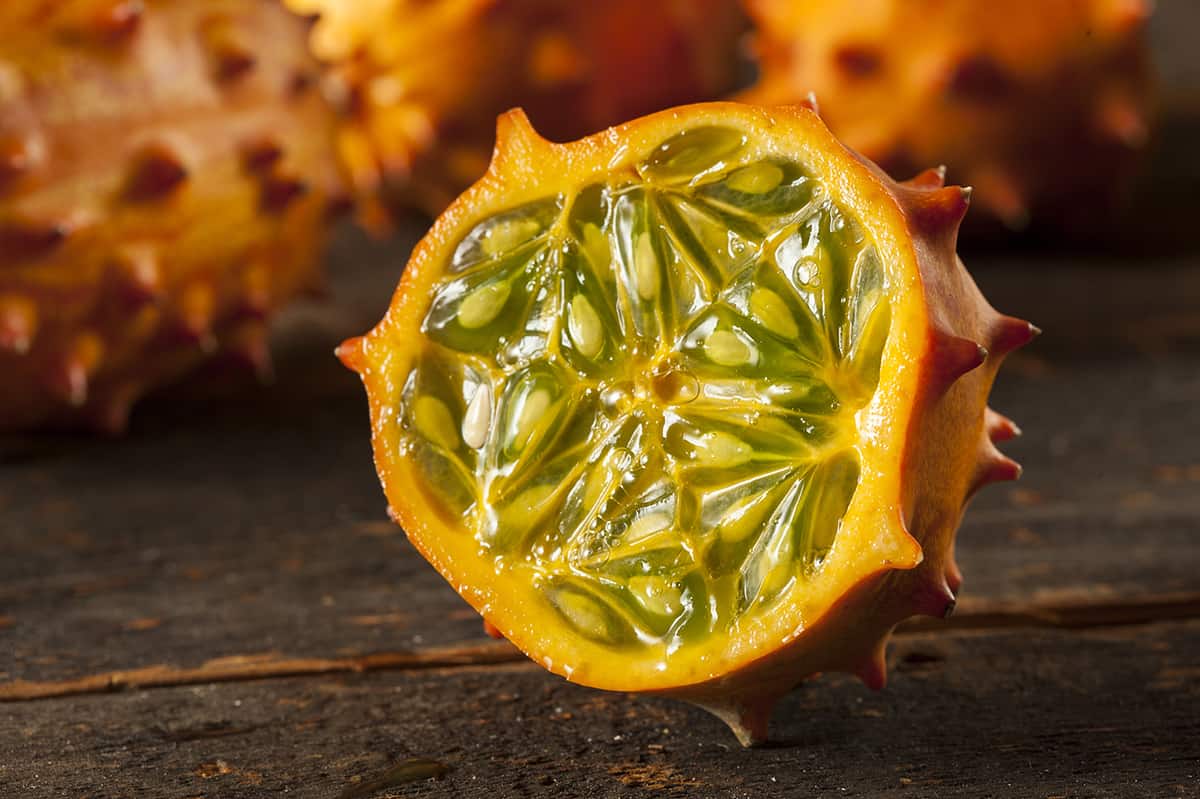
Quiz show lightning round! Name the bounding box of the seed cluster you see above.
[401,127,892,651]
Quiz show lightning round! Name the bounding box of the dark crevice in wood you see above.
[900,592,1200,633]
[4,593,1198,704]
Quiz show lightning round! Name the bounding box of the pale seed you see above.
[458,282,510,329]
[481,217,540,258]
[634,232,660,300]
[555,589,611,639]
[462,382,492,449]
[625,511,671,543]
[726,162,784,194]
[567,294,604,359]
[413,395,459,450]
[582,223,610,271]
[704,329,754,367]
[717,491,775,543]
[511,387,551,450]
[628,575,682,617]
[511,483,556,518]
[698,431,753,467]
[749,287,799,339]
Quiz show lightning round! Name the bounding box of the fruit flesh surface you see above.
[395,125,893,670]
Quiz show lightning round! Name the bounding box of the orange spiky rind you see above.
[991,314,1042,354]
[741,0,1154,235]
[287,0,748,218]
[904,165,948,190]
[123,143,189,202]
[89,1,145,43]
[0,0,342,432]
[929,330,988,391]
[0,294,37,354]
[855,638,890,690]
[342,101,1036,746]
[985,407,1022,442]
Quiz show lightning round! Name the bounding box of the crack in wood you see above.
[0,642,526,702]
[899,592,1200,633]
[3,593,1198,703]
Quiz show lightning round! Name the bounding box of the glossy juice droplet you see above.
[651,366,699,405]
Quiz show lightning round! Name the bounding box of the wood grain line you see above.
[3,593,1198,703]
[0,642,525,702]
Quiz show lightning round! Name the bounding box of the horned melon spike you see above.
[341,102,1035,746]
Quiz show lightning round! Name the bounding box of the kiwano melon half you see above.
[0,0,343,432]
[338,101,1037,745]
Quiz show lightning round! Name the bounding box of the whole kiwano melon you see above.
[285,0,748,219]
[740,0,1153,235]
[338,102,1036,745]
[0,0,343,432]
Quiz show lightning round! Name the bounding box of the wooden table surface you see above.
[2,222,1198,798]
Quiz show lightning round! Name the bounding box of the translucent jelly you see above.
[400,127,891,652]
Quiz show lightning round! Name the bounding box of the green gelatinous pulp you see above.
[403,128,892,652]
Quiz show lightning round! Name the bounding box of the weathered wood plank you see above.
[2,622,1197,798]
[3,250,1199,688]
[8,593,1200,702]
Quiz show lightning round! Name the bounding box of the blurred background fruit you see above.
[1,0,1179,433]
[740,0,1154,238]
[286,0,749,221]
[0,0,343,432]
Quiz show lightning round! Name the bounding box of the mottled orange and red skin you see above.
[742,0,1154,234]
[0,0,344,432]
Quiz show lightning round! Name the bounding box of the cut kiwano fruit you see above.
[0,0,342,432]
[740,0,1153,234]
[339,102,1037,745]
[286,0,747,219]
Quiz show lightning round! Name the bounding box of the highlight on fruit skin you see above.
[0,0,343,433]
[338,101,1037,745]
[285,0,747,220]
[740,0,1153,234]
